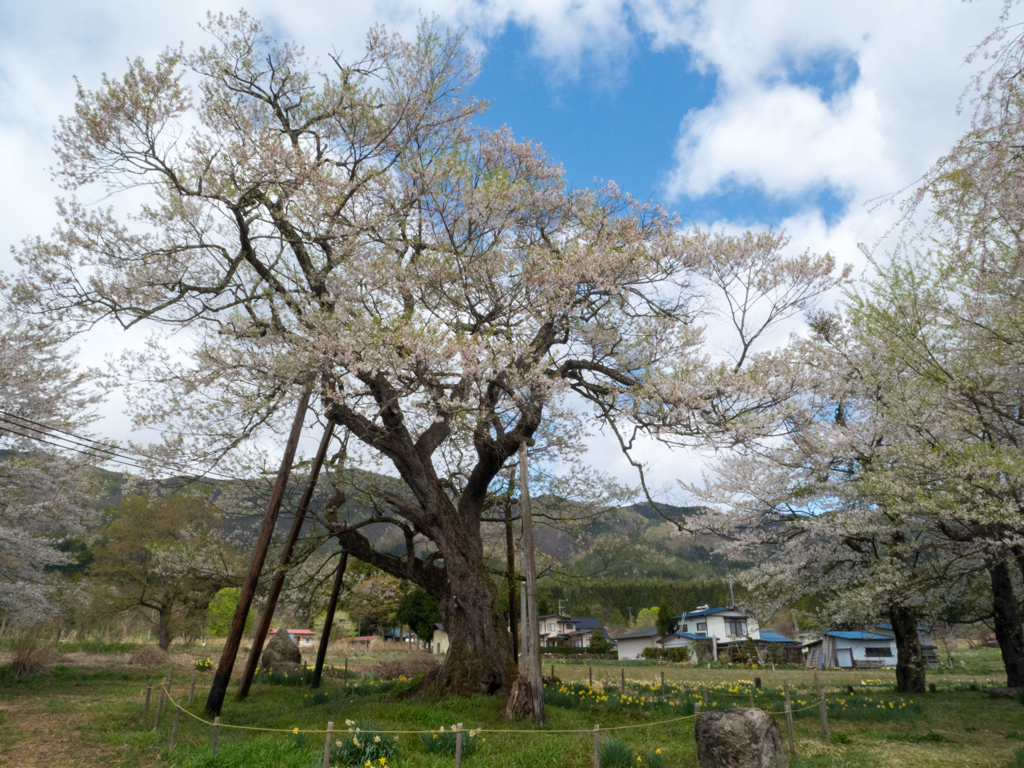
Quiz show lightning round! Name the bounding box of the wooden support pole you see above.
[188,675,196,706]
[506,503,518,665]
[593,724,600,768]
[454,722,464,768]
[519,581,530,680]
[589,665,593,686]
[815,672,830,745]
[212,716,220,757]
[206,385,311,714]
[154,677,167,729]
[783,679,796,755]
[323,721,333,768]
[314,550,349,688]
[142,681,152,725]
[236,418,334,701]
[518,442,544,725]
[169,699,181,753]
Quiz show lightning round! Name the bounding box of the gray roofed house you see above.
[615,625,661,660]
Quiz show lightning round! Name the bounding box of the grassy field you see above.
[0,647,1022,767]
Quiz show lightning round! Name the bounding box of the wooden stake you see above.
[301,660,307,686]
[237,420,335,700]
[814,672,830,745]
[323,721,333,768]
[749,691,755,708]
[660,671,665,695]
[142,681,152,725]
[783,679,796,755]
[344,656,348,685]
[314,551,348,688]
[621,667,626,692]
[550,663,554,681]
[518,442,545,725]
[206,386,312,715]
[703,684,709,708]
[212,716,220,757]
[188,675,196,706]
[169,699,181,753]
[154,677,167,729]
[694,700,701,714]
[593,724,600,768]
[454,722,464,768]
[589,665,593,686]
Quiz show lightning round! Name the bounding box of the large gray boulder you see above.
[262,630,302,673]
[694,708,788,768]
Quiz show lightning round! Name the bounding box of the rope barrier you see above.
[158,683,824,736]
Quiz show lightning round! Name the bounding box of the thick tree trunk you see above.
[157,608,172,651]
[988,560,1024,687]
[888,603,925,694]
[432,532,516,695]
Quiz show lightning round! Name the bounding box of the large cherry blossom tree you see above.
[11,14,846,695]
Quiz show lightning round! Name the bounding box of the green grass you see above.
[0,654,1021,767]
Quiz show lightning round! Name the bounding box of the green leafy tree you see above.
[207,587,251,637]
[656,600,677,637]
[635,607,659,629]
[588,629,611,654]
[397,588,441,643]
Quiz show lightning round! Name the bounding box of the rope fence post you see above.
[621,667,625,692]
[302,660,307,686]
[454,722,463,768]
[694,700,700,714]
[212,716,220,757]
[323,721,333,768]
[749,691,755,708]
[189,675,197,706]
[702,684,709,708]
[344,656,348,686]
[814,672,830,745]
[783,679,796,756]
[169,698,181,753]
[142,680,152,726]
[589,665,593,687]
[154,677,167,729]
[660,671,665,695]
[550,664,555,681]
[593,724,600,768]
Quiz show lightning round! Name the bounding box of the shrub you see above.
[329,721,399,767]
[10,623,56,678]
[420,725,482,758]
[600,737,633,768]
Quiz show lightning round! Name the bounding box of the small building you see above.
[805,631,897,669]
[615,626,661,660]
[873,624,941,668]
[659,632,714,661]
[269,628,317,648]
[432,623,449,655]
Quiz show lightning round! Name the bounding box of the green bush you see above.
[641,647,692,662]
[420,726,481,758]
[600,737,633,768]
[329,721,400,767]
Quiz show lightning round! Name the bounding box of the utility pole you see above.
[518,441,544,725]
[205,385,311,715]
[236,419,336,700]
[728,574,735,607]
[627,607,633,628]
[558,598,565,617]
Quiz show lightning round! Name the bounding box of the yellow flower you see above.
[293,727,299,734]
[432,734,438,739]
[656,749,661,754]
[374,736,381,742]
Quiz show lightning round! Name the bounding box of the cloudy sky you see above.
[0,0,1013,490]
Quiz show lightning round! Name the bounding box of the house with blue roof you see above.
[669,605,761,643]
[805,631,898,669]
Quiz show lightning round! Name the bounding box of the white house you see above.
[431,623,450,654]
[615,626,660,660]
[671,606,761,642]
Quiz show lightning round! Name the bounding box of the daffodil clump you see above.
[328,720,400,767]
[419,724,483,758]
[192,657,213,671]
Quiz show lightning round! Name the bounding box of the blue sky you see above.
[0,0,1013,485]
